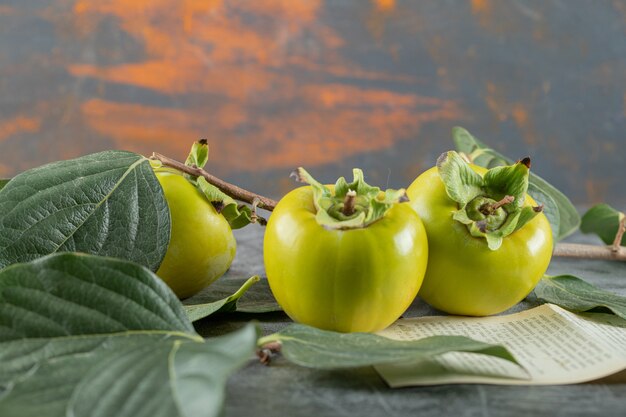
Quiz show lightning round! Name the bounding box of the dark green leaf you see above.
[184,276,282,314]
[0,179,9,192]
[0,151,170,271]
[260,324,520,369]
[580,204,625,246]
[452,127,580,241]
[0,253,257,417]
[0,253,193,341]
[534,275,626,320]
[183,275,262,322]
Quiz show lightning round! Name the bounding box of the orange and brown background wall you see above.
[0,0,624,205]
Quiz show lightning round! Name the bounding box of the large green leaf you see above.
[580,204,626,246]
[0,151,170,271]
[259,324,520,370]
[183,276,282,315]
[0,253,257,417]
[452,127,580,241]
[0,253,193,340]
[0,179,9,192]
[534,275,626,320]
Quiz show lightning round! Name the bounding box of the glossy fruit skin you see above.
[264,185,428,333]
[406,165,553,316]
[155,170,236,299]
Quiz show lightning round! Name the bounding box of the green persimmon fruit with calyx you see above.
[264,168,428,333]
[155,169,236,299]
[406,151,553,316]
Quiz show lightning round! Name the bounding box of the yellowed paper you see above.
[375,304,626,386]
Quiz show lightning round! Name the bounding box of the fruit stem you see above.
[150,152,278,211]
[553,243,626,262]
[256,341,282,365]
[342,190,357,216]
[611,216,626,253]
[481,195,514,215]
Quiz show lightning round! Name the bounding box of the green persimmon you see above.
[406,151,553,316]
[264,168,428,333]
[155,170,236,298]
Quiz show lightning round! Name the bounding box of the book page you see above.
[375,304,626,387]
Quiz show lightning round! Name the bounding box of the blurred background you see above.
[0,0,624,205]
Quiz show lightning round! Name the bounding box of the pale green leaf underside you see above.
[184,140,209,170]
[534,275,626,320]
[183,276,282,314]
[0,326,257,417]
[452,126,580,241]
[183,275,261,322]
[527,182,560,243]
[0,151,170,271]
[580,204,626,246]
[436,151,483,205]
[263,324,520,370]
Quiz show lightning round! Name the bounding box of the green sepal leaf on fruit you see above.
[0,253,258,417]
[183,275,261,322]
[437,150,542,250]
[184,138,210,173]
[534,275,626,320]
[0,151,170,271]
[257,324,522,371]
[452,126,580,242]
[436,151,483,205]
[195,177,256,229]
[482,158,530,211]
[580,204,626,247]
[180,140,261,229]
[291,167,408,230]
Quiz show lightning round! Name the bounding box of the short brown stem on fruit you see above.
[250,197,267,225]
[611,217,626,253]
[150,152,278,211]
[257,341,282,365]
[553,243,626,262]
[481,195,514,215]
[342,190,357,216]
